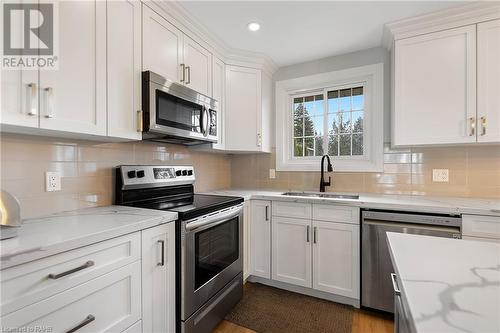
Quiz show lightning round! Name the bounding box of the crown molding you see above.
[382,2,500,51]
[146,0,279,75]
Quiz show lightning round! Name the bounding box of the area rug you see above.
[225,282,353,333]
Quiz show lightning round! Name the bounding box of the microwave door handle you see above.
[202,107,209,137]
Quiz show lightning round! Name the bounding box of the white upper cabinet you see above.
[212,57,226,149]
[477,19,500,143]
[39,0,107,136]
[107,0,142,140]
[225,65,272,152]
[142,5,184,84]
[393,25,477,146]
[183,36,212,96]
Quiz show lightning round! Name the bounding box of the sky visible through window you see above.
[293,86,364,157]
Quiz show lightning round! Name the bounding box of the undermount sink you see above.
[282,192,360,200]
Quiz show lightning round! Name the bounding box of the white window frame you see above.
[275,63,384,172]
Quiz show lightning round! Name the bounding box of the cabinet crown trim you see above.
[382,2,500,50]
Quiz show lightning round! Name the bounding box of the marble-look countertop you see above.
[0,206,178,269]
[203,189,500,217]
[387,233,500,333]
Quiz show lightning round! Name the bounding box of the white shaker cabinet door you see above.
[141,223,176,333]
[477,19,500,143]
[312,220,360,299]
[107,0,142,140]
[39,0,106,135]
[183,35,212,96]
[250,200,271,279]
[142,5,183,83]
[393,25,477,146]
[0,1,38,129]
[272,216,312,288]
[225,66,262,151]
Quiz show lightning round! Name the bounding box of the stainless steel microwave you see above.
[142,71,218,145]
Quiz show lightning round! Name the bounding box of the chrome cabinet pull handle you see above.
[27,83,37,116]
[44,87,54,118]
[48,261,94,279]
[257,133,262,147]
[66,315,95,333]
[313,227,317,244]
[468,117,475,136]
[157,240,165,266]
[180,64,185,82]
[306,225,310,243]
[186,66,191,84]
[265,205,269,221]
[391,273,401,296]
[480,116,486,136]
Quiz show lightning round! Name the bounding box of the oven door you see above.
[181,204,243,320]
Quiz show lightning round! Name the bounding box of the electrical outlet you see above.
[45,171,61,191]
[432,169,449,183]
[269,169,276,179]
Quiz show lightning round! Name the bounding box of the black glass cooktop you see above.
[137,194,243,220]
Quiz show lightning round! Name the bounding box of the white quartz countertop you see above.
[204,189,500,217]
[0,205,178,269]
[387,233,500,333]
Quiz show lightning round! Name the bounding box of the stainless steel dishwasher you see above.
[361,210,461,313]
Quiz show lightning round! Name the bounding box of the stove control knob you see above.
[127,170,137,178]
[137,170,145,178]
[187,170,193,176]
[182,170,188,176]
[175,170,182,176]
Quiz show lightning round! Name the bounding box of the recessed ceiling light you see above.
[247,22,260,32]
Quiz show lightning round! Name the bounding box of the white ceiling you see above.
[179,1,468,67]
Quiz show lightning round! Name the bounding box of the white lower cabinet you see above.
[0,224,177,333]
[312,220,360,298]
[250,200,271,279]
[252,200,360,301]
[272,216,312,287]
[1,262,141,332]
[141,223,176,333]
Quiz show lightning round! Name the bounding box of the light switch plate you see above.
[45,171,61,191]
[432,169,449,182]
[269,169,276,179]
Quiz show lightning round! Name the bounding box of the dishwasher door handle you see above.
[362,219,460,234]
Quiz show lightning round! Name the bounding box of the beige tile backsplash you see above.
[231,145,500,199]
[1,133,499,219]
[1,134,231,219]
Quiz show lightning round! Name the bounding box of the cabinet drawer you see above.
[1,233,140,315]
[462,215,500,239]
[1,261,141,332]
[313,204,360,225]
[272,201,311,219]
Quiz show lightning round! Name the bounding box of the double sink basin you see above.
[282,192,360,200]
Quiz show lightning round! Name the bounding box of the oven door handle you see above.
[185,206,242,232]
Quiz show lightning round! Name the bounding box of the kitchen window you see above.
[276,63,384,172]
[292,85,365,158]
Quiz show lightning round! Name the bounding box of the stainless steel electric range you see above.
[115,165,244,333]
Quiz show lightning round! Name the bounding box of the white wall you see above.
[273,47,391,143]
